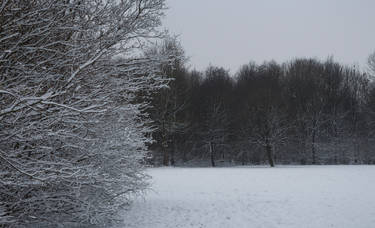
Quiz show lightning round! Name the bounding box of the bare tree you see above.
[248,106,288,167]
[147,38,188,166]
[236,62,287,167]
[196,67,232,167]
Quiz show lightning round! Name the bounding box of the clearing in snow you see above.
[123,166,375,228]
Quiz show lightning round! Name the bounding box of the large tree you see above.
[196,66,233,167]
[236,62,287,167]
[147,38,188,166]
[0,0,170,227]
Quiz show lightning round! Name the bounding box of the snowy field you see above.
[122,166,375,228]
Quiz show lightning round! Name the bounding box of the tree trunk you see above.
[311,130,316,165]
[241,150,246,166]
[266,144,274,167]
[170,139,177,166]
[162,137,169,166]
[162,147,169,166]
[209,141,215,167]
[161,122,169,166]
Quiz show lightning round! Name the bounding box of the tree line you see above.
[149,43,375,167]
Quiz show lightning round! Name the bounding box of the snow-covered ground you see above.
[123,166,375,228]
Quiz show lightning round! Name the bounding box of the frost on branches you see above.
[0,0,173,227]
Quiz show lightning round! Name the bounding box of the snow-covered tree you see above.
[368,51,375,77]
[0,0,171,227]
[147,38,189,166]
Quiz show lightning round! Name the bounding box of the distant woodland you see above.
[148,40,375,167]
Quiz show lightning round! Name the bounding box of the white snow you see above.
[123,166,375,228]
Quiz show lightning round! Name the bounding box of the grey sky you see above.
[163,0,375,73]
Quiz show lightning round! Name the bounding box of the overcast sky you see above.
[163,0,375,73]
